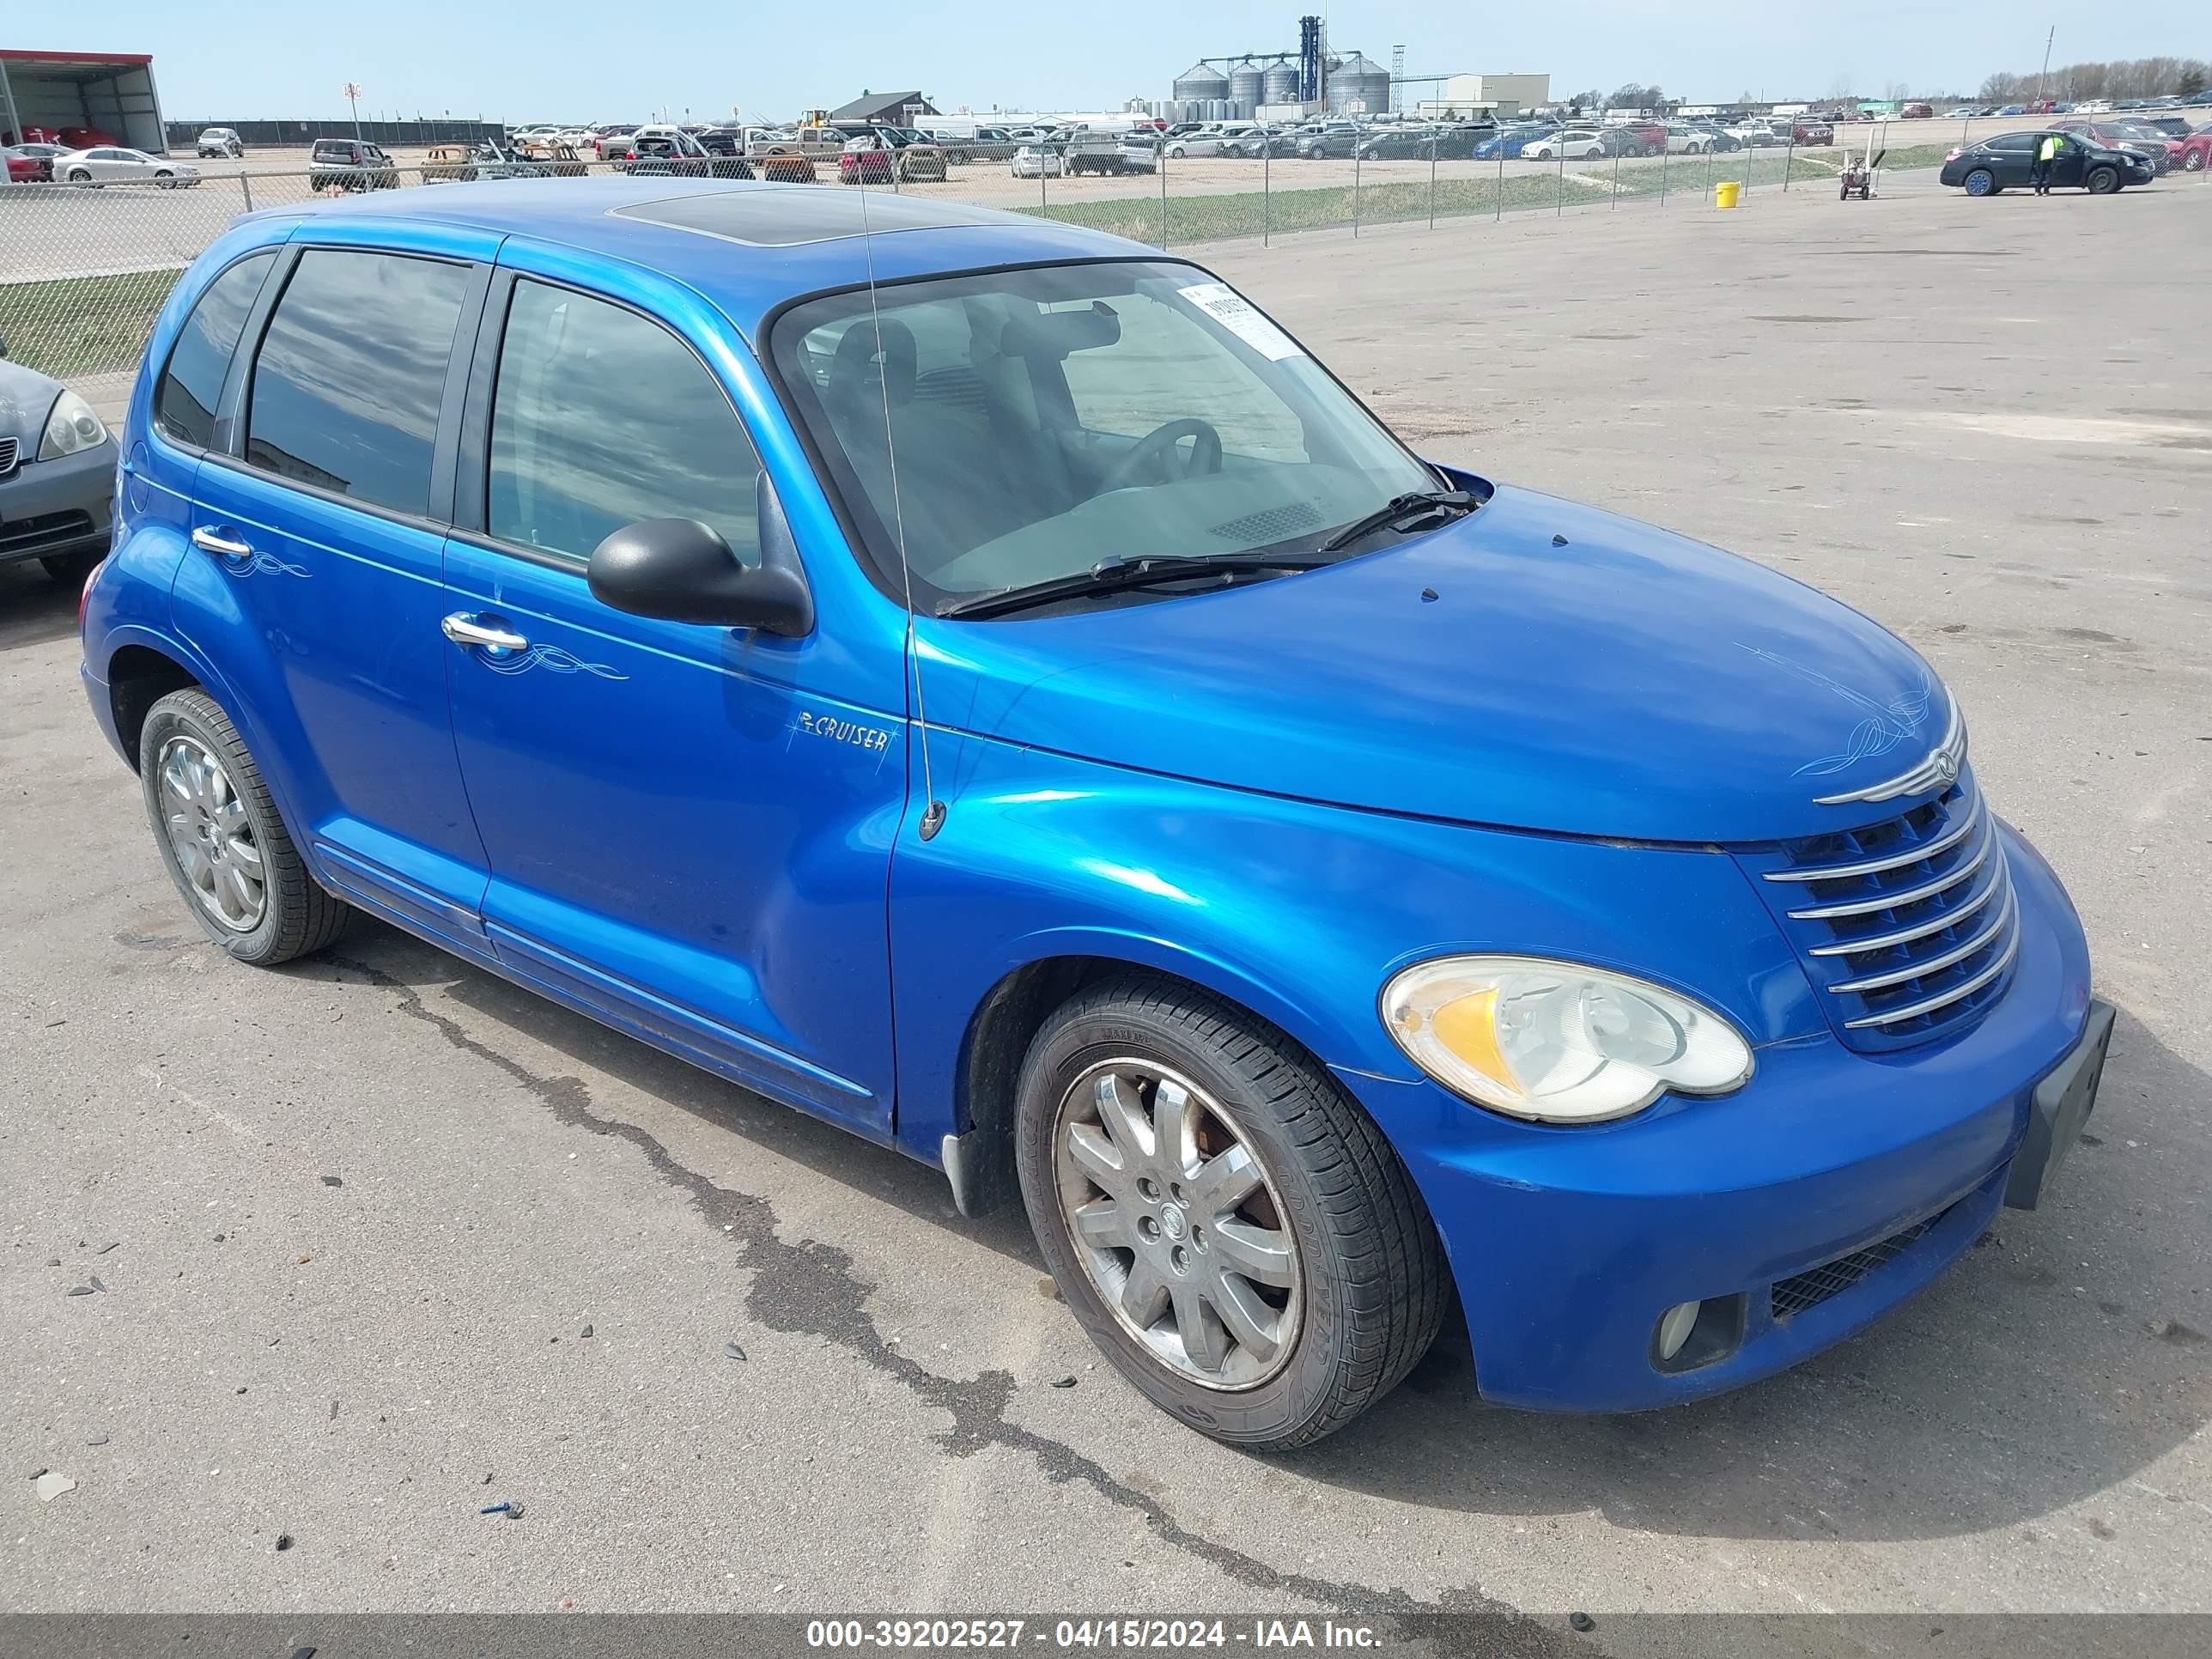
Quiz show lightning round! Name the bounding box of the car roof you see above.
[236,177,1152,343]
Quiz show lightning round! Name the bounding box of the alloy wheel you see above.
[1053,1058,1303,1390]
[158,735,266,933]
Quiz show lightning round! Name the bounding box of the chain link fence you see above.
[0,113,2158,384]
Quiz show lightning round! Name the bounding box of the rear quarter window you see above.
[154,251,279,449]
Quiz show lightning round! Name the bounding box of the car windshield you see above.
[771,260,1443,616]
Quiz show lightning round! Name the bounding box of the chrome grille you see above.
[0,436,18,475]
[1739,775,2020,1053]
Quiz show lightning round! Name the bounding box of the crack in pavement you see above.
[320,952,1583,1656]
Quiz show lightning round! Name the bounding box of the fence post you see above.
[1555,144,1565,215]
[1263,137,1271,246]
[1660,141,1669,207]
[1039,146,1047,210]
[1352,143,1362,237]
[1159,142,1168,248]
[1428,137,1437,228]
[1784,129,1795,190]
[1611,143,1620,208]
[239,172,254,213]
[1494,144,1504,220]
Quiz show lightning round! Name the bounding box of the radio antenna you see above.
[854,179,946,840]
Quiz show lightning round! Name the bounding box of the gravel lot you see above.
[3,179,2208,1651]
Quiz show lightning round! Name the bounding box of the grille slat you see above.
[1738,775,2021,1053]
[0,435,18,474]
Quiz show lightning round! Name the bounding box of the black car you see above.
[0,349,114,585]
[1940,131,2154,196]
[307,137,401,191]
[1355,122,1493,161]
[1291,123,1361,160]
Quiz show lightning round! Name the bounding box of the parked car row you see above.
[3,144,204,187]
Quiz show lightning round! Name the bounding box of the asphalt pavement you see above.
[3,178,2207,1651]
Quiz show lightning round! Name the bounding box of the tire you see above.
[138,688,349,966]
[40,550,101,585]
[68,167,93,185]
[2086,165,2118,194]
[1964,167,1996,197]
[155,170,174,187]
[1014,975,1447,1450]
[2186,150,2205,172]
[1168,145,1186,159]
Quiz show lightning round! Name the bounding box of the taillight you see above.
[79,556,105,630]
[1945,148,1960,161]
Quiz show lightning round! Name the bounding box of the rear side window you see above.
[244,250,471,515]
[1986,134,2035,151]
[486,279,763,565]
[154,251,276,449]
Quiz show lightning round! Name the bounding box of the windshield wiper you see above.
[939,552,1332,621]
[1316,489,1478,554]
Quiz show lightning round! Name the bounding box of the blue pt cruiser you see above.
[81,180,2107,1447]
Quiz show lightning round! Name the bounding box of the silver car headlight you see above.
[40,390,108,460]
[1381,955,1753,1124]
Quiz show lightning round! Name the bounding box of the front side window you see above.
[771,260,1437,613]
[155,251,276,449]
[244,249,471,515]
[487,279,763,565]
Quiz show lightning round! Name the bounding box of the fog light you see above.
[1656,1300,1702,1362]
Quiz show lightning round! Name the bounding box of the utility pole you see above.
[2035,27,2054,103]
[344,82,362,141]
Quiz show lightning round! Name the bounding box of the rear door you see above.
[173,227,498,942]
[1982,133,2037,185]
[436,256,902,1135]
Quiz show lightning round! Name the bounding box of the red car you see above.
[1792,117,1834,145]
[2052,120,2180,173]
[4,143,61,182]
[56,125,118,149]
[2178,124,2212,173]
[1612,119,1667,156]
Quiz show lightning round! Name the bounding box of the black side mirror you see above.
[587,476,814,636]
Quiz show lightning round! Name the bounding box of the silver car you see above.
[52,146,202,187]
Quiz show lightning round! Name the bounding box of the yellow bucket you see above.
[1715,180,1742,209]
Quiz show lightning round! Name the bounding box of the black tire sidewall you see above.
[2087,167,2118,194]
[1014,1001,1357,1446]
[138,694,294,963]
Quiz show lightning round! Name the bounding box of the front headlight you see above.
[1382,956,1753,1124]
[39,390,108,461]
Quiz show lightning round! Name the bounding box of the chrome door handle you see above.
[441,611,530,653]
[191,526,252,556]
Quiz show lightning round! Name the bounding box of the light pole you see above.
[345,82,362,142]
[2035,27,2054,105]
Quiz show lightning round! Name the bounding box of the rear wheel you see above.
[2086,165,2119,194]
[139,689,349,965]
[67,167,93,185]
[1963,167,1997,197]
[2185,149,2205,172]
[1015,975,1447,1449]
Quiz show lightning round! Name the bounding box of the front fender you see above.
[887,728,1818,1165]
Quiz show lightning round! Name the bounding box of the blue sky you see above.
[15,4,2201,120]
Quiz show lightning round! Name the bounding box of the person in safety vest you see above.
[2030,131,2060,194]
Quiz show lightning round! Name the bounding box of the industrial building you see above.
[823,90,942,126]
[0,46,168,151]
[1415,73,1551,120]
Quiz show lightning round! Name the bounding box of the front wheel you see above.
[2086,165,2119,194]
[1015,976,1447,1449]
[139,689,350,965]
[68,167,94,185]
[1963,167,1996,197]
[2185,150,2205,172]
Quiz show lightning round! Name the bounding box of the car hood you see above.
[0,359,65,448]
[919,484,1949,844]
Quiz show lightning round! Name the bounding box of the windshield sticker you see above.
[1178,282,1304,362]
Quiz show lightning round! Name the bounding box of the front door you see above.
[439,267,902,1134]
[2048,135,2088,188]
[173,235,495,939]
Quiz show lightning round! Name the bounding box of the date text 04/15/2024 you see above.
[803,1619,1382,1650]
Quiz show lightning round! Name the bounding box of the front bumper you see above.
[1337,823,2095,1413]
[1,439,114,566]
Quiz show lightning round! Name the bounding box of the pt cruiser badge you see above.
[796,710,892,752]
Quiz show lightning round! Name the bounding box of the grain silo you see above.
[1261,61,1299,107]
[1327,52,1392,116]
[1171,61,1230,112]
[1228,59,1266,119]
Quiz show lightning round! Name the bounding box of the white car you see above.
[1164,125,1231,159]
[1010,145,1066,179]
[194,127,243,158]
[52,146,202,187]
[1666,123,1731,154]
[1522,129,1604,161]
